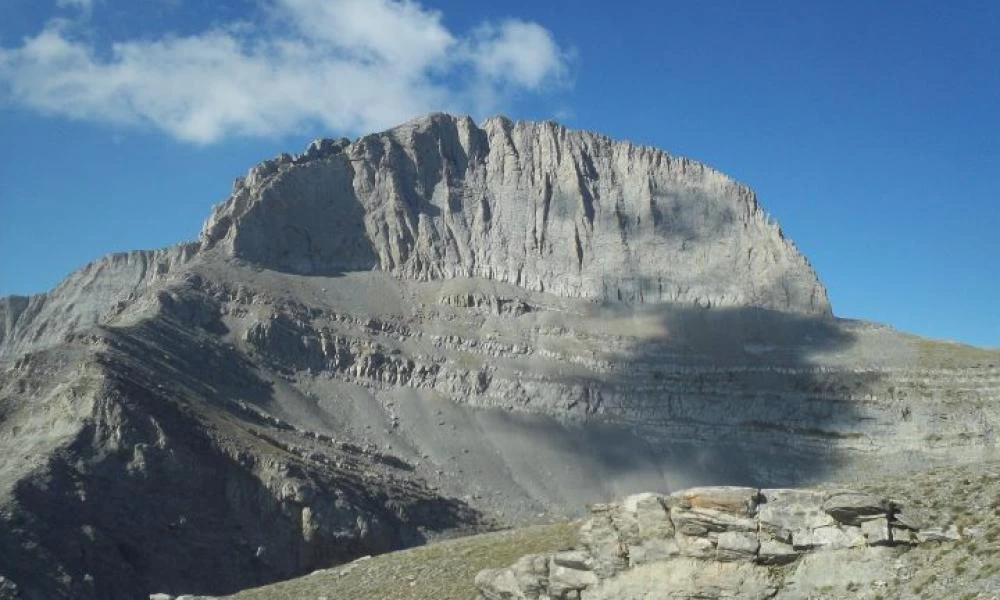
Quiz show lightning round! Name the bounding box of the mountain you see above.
[200,113,829,314]
[1,114,997,600]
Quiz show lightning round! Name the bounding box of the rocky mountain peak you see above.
[3,114,999,600]
[201,113,831,315]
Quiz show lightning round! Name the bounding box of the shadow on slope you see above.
[507,301,885,498]
[0,305,483,600]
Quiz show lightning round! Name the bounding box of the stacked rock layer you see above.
[476,486,933,600]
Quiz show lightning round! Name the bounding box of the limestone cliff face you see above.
[201,114,830,315]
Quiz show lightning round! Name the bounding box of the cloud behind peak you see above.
[0,0,572,143]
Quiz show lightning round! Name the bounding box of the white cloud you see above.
[278,0,455,73]
[0,0,571,143]
[467,20,569,90]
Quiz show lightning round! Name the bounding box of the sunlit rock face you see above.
[202,113,831,315]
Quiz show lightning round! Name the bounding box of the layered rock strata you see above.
[475,486,931,600]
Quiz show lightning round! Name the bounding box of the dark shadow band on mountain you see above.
[524,298,883,495]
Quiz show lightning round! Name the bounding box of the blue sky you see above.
[1,0,997,348]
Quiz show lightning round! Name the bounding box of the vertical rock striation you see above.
[201,114,830,315]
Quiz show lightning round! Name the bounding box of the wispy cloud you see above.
[0,0,572,143]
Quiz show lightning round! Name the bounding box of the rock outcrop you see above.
[476,486,929,599]
[201,114,830,315]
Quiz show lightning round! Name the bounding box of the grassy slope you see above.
[845,461,1000,599]
[914,337,1000,368]
[223,521,579,600]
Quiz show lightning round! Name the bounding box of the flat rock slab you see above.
[822,491,889,525]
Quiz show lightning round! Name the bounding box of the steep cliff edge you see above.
[201,114,830,315]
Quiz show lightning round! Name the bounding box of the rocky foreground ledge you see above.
[475,486,949,600]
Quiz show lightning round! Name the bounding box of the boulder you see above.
[548,552,599,599]
[626,493,673,541]
[475,569,527,600]
[892,511,925,531]
[627,537,680,566]
[676,534,716,559]
[550,550,591,571]
[822,491,889,525]
[670,504,757,536]
[474,553,550,600]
